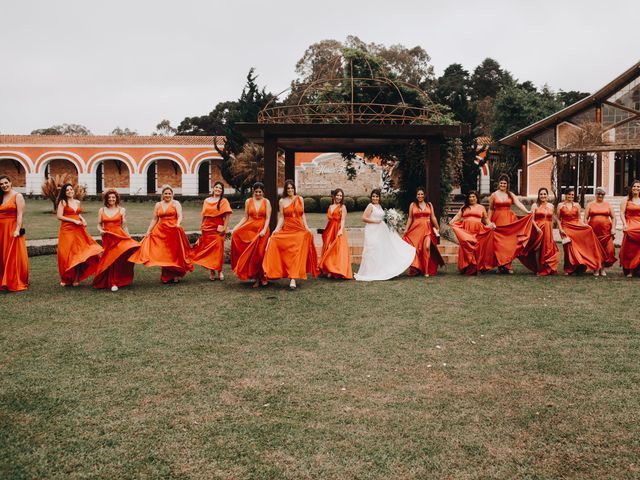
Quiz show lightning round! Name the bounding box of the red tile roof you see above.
[0,135,225,146]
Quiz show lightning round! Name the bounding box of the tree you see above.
[557,90,590,107]
[110,127,138,136]
[470,58,514,101]
[153,119,176,136]
[434,63,475,125]
[31,123,92,135]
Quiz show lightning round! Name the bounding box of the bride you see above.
[355,189,416,281]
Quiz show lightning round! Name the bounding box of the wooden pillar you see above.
[264,135,279,230]
[596,152,602,188]
[426,138,442,217]
[284,149,296,183]
[521,142,528,196]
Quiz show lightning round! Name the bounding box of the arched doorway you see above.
[44,158,78,181]
[198,161,210,194]
[145,159,183,194]
[0,158,27,190]
[96,159,130,195]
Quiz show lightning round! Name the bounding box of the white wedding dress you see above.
[354,204,416,281]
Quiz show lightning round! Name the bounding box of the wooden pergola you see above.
[236,123,470,228]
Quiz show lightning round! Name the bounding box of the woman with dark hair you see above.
[449,190,494,275]
[0,175,28,291]
[231,181,271,287]
[520,187,559,276]
[402,187,444,277]
[556,188,604,275]
[585,187,616,275]
[129,185,193,283]
[56,183,103,286]
[262,179,318,289]
[191,181,232,281]
[93,189,140,291]
[487,174,538,273]
[619,180,640,277]
[319,188,353,279]
[354,189,415,281]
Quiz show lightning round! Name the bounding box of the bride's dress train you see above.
[355,204,416,281]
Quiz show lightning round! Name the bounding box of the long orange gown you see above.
[191,198,232,271]
[57,203,104,284]
[558,203,603,274]
[262,196,319,280]
[450,204,493,275]
[586,201,616,267]
[93,208,140,289]
[319,205,353,279]
[230,198,270,281]
[519,204,559,275]
[129,202,193,283]
[619,199,640,275]
[402,202,444,276]
[0,193,29,291]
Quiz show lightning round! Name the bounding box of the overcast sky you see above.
[1,0,638,135]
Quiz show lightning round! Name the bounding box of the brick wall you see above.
[48,159,78,181]
[0,159,26,187]
[210,160,231,188]
[103,160,129,189]
[156,159,182,189]
[528,158,554,195]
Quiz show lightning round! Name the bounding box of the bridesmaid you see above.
[402,187,444,277]
[56,183,103,286]
[487,174,533,273]
[556,188,603,276]
[93,189,140,291]
[0,175,28,291]
[585,187,616,276]
[230,182,271,287]
[129,185,193,283]
[191,181,232,281]
[319,188,353,279]
[619,180,640,277]
[520,187,559,276]
[262,179,318,289]
[449,190,494,275]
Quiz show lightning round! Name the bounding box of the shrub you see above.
[303,197,317,213]
[343,196,355,211]
[319,196,332,212]
[381,195,397,209]
[356,196,370,211]
[41,174,86,212]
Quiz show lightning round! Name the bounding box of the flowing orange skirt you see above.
[561,221,604,273]
[129,224,193,283]
[619,227,640,274]
[57,223,103,284]
[403,220,444,276]
[263,222,319,280]
[589,217,616,267]
[319,219,353,279]
[450,220,493,275]
[0,215,28,291]
[191,217,226,271]
[93,230,140,289]
[488,214,542,270]
[519,220,559,276]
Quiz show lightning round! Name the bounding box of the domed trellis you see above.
[237,59,470,228]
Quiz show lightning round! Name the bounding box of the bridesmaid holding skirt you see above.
[585,187,616,276]
[519,187,559,276]
[556,188,604,276]
[319,188,353,279]
[402,187,444,277]
[619,180,640,277]
[262,179,318,289]
[93,190,140,291]
[191,181,232,281]
[129,185,193,283]
[56,183,103,286]
[0,175,28,291]
[230,182,271,287]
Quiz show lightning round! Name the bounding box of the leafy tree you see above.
[557,90,590,107]
[153,119,177,136]
[110,127,138,136]
[470,58,514,101]
[31,123,92,135]
[434,63,475,125]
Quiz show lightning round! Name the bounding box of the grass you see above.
[2,257,639,479]
[23,199,364,240]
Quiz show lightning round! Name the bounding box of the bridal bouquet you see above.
[383,208,405,233]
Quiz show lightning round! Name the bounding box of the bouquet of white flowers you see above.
[383,208,405,233]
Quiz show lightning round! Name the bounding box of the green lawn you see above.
[23,199,363,240]
[2,258,639,479]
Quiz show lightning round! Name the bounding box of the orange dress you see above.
[262,196,319,280]
[191,198,232,271]
[319,205,353,279]
[558,203,603,274]
[230,198,270,281]
[587,201,616,267]
[93,208,140,289]
[57,203,103,284]
[450,204,493,275]
[0,193,29,291]
[519,204,559,275]
[619,199,640,274]
[129,202,193,283]
[402,203,444,276]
